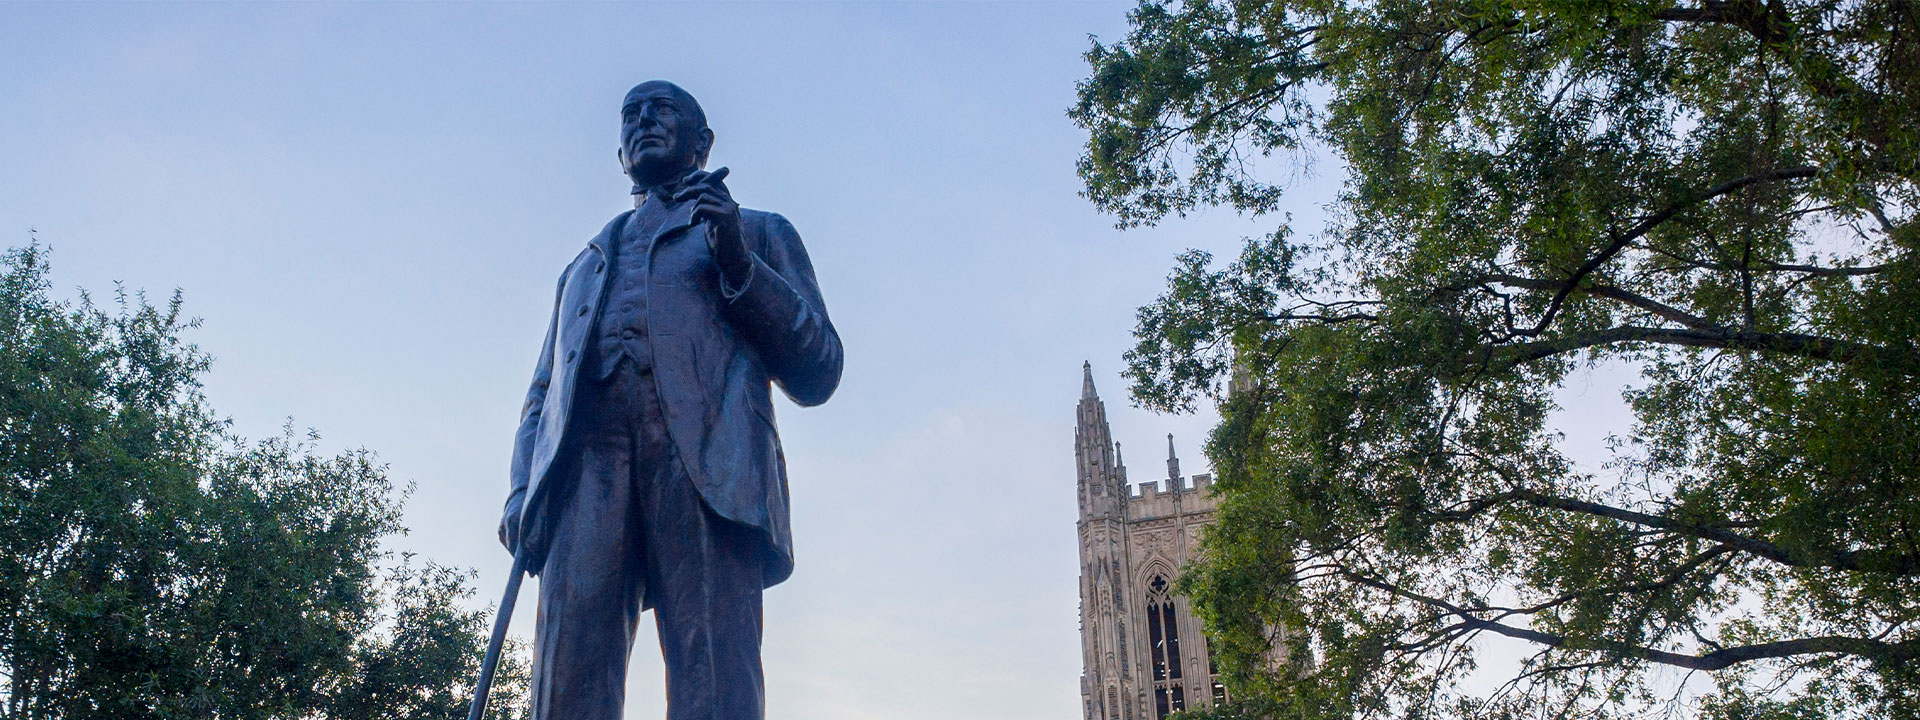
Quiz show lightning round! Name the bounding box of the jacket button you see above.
[595,261,605,273]
[565,350,577,363]
[577,304,588,316]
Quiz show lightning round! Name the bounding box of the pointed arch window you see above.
[1144,572,1186,718]
[1206,636,1227,706]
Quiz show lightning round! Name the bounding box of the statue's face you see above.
[620,82,709,187]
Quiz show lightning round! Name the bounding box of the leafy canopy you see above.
[0,244,528,720]
[1074,0,1918,717]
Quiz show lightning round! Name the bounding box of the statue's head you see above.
[619,80,712,191]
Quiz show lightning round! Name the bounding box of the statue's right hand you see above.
[498,496,524,555]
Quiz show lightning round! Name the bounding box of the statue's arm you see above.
[501,272,563,549]
[719,212,843,406]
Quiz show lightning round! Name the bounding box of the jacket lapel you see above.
[588,209,630,265]
[645,195,703,255]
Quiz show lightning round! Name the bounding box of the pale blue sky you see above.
[0,3,1305,718]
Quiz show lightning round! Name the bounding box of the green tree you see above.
[1073,1,1917,717]
[0,243,528,720]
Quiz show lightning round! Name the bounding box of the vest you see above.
[589,195,674,379]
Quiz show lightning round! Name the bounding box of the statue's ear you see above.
[696,128,715,167]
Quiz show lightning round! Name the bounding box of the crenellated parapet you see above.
[1121,474,1213,495]
[1127,473,1215,500]
[1126,465,1218,523]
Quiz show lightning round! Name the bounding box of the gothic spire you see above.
[1077,362,1121,519]
[1167,433,1181,480]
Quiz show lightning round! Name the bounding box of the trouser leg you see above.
[525,356,767,720]
[649,510,765,720]
[526,373,646,720]
[634,397,766,720]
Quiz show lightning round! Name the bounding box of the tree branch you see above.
[1511,489,1920,576]
[1438,450,1920,576]
[1343,570,1915,671]
[1457,619,1906,672]
[1269,311,1378,325]
[1492,324,1919,376]
[1519,166,1820,337]
[1652,1,1787,44]
[1757,261,1891,277]
[1137,68,1325,158]
[1480,274,1719,331]
[1487,545,1739,619]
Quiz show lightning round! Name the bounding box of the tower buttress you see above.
[1076,362,1124,520]
[1078,362,1135,720]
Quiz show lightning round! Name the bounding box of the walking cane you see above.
[467,550,529,720]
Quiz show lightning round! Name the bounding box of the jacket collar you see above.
[587,196,701,260]
[586,210,630,258]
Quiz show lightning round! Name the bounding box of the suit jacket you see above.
[506,198,842,585]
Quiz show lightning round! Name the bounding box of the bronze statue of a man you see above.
[498,80,842,720]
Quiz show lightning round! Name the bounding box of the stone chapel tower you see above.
[1076,363,1225,720]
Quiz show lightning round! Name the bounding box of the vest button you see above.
[565,350,577,363]
[577,304,589,316]
[595,261,605,273]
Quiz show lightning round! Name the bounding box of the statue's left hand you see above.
[498,494,524,555]
[676,167,752,286]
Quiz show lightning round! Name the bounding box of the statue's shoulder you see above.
[740,207,798,241]
[592,209,634,245]
[557,210,633,278]
[740,206,775,226]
